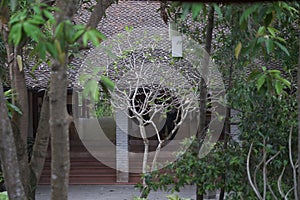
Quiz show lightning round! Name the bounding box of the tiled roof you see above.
[24,1,166,89]
[23,1,297,90]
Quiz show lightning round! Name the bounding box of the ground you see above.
[35,185,209,200]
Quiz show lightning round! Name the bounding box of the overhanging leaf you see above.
[100,76,115,91]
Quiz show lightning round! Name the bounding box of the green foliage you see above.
[0,192,8,200]
[166,194,191,200]
[95,95,114,118]
[137,137,247,198]
[247,66,291,95]
[137,2,299,199]
[8,2,106,64]
[4,89,22,118]
[132,197,147,200]
[229,73,297,199]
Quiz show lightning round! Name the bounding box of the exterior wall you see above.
[116,108,129,182]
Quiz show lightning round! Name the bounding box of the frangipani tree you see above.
[110,49,199,197]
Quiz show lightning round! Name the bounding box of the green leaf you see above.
[181,3,192,19]
[257,74,266,91]
[278,78,291,88]
[100,76,115,91]
[9,23,22,45]
[83,79,99,101]
[257,26,266,36]
[55,22,65,38]
[265,38,274,54]
[8,103,22,115]
[43,9,55,22]
[82,32,89,47]
[28,15,45,25]
[35,43,47,60]
[234,42,242,59]
[274,41,290,56]
[264,12,274,27]
[239,4,259,26]
[23,22,42,41]
[275,80,283,95]
[268,69,280,74]
[45,42,58,59]
[72,29,85,43]
[213,3,222,18]
[267,27,277,37]
[191,3,203,20]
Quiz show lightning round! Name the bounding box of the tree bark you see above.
[87,0,116,29]
[49,60,70,200]
[50,1,79,199]
[297,30,300,200]
[10,47,30,197]
[0,79,27,200]
[29,92,50,200]
[2,24,30,197]
[197,5,215,200]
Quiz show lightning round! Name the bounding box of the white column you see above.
[116,109,129,182]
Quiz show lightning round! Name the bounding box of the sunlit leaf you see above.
[234,42,242,59]
[16,55,22,71]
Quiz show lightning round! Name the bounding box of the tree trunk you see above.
[87,0,115,29]
[29,92,50,200]
[0,79,27,200]
[139,122,150,199]
[297,30,300,200]
[49,1,79,199]
[49,60,70,200]
[196,5,215,200]
[3,25,30,197]
[10,47,30,197]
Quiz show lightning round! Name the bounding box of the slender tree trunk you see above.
[139,122,150,199]
[49,1,79,199]
[219,56,232,200]
[3,25,30,197]
[29,92,50,200]
[197,5,215,200]
[10,47,30,197]
[297,30,300,200]
[0,79,27,200]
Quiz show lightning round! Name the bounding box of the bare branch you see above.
[247,142,263,200]
[288,127,298,200]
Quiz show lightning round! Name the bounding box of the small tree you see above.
[109,49,199,197]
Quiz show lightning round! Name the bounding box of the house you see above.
[23,1,206,185]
